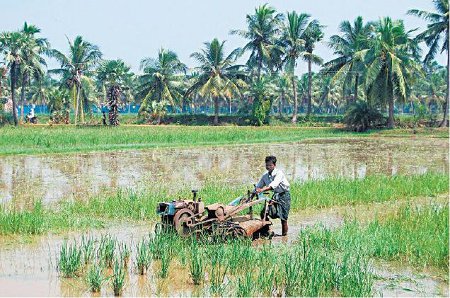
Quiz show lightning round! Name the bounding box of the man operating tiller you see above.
[256,155,291,236]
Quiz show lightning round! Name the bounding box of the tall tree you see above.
[273,73,291,117]
[363,17,422,128]
[282,11,310,123]
[137,49,186,123]
[302,20,324,117]
[0,31,26,125]
[408,0,449,127]
[231,4,284,80]
[97,59,134,125]
[19,23,49,122]
[323,17,373,105]
[187,38,247,125]
[50,36,102,125]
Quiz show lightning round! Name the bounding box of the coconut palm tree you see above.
[50,36,102,125]
[136,49,186,123]
[302,20,324,117]
[0,31,26,125]
[363,17,423,128]
[187,38,247,125]
[408,0,449,126]
[230,4,284,80]
[281,11,310,122]
[0,62,6,101]
[97,59,134,125]
[323,17,373,105]
[18,23,49,121]
[273,73,291,117]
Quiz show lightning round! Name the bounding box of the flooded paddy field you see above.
[1,137,447,205]
[0,197,448,297]
[0,135,448,297]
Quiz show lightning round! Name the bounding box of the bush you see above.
[0,111,14,125]
[344,101,385,132]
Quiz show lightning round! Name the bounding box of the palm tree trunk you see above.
[20,72,28,123]
[213,97,219,125]
[291,75,298,123]
[279,92,284,117]
[354,74,359,103]
[10,62,18,126]
[74,84,80,125]
[440,43,449,127]
[257,56,262,81]
[387,95,395,128]
[306,58,312,117]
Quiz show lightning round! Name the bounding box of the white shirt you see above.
[256,168,290,193]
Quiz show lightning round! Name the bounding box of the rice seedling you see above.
[236,270,255,297]
[331,203,449,270]
[112,256,126,296]
[256,266,279,297]
[188,242,205,285]
[0,201,45,235]
[226,239,254,273]
[58,240,82,278]
[135,239,151,275]
[86,262,105,293]
[2,172,447,236]
[81,235,95,265]
[0,125,363,155]
[283,251,301,296]
[98,235,116,268]
[207,244,228,295]
[119,243,130,268]
[159,246,171,279]
[337,251,373,297]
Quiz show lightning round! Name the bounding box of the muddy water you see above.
[1,137,448,205]
[0,198,448,297]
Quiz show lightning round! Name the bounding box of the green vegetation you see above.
[0,173,447,235]
[112,256,126,296]
[0,126,353,155]
[0,125,447,155]
[86,264,104,293]
[189,242,205,285]
[0,201,44,234]
[58,241,82,278]
[49,202,447,295]
[135,239,151,275]
[332,204,449,270]
[0,2,448,128]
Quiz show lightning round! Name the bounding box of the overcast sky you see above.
[1,0,445,74]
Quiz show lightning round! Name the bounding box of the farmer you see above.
[256,155,291,236]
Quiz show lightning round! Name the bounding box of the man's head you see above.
[265,155,277,173]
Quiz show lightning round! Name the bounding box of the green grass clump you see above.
[236,270,255,297]
[86,263,105,293]
[98,235,117,268]
[292,172,449,209]
[0,126,362,155]
[207,244,229,295]
[0,201,44,235]
[188,241,205,285]
[332,204,449,270]
[81,235,95,265]
[112,256,126,296]
[1,173,447,236]
[135,239,151,275]
[58,241,82,278]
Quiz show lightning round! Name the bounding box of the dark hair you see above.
[265,155,277,164]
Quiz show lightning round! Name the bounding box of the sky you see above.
[0,0,446,75]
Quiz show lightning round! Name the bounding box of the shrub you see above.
[344,101,385,131]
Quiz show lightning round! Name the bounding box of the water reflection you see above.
[0,137,447,205]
